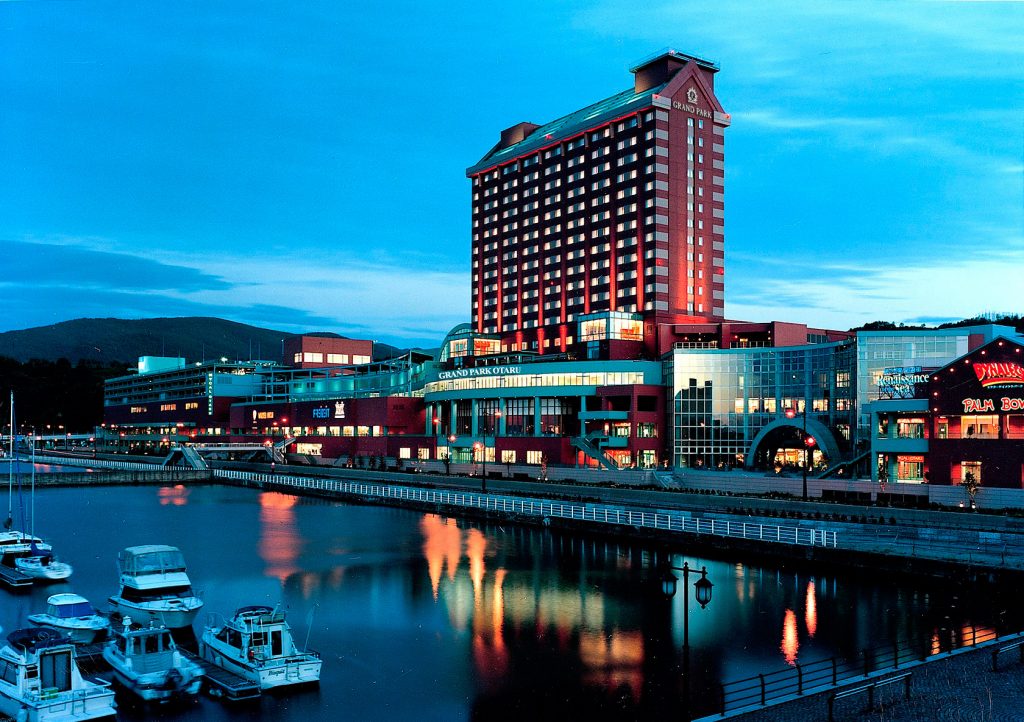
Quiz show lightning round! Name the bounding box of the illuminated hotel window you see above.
[526,450,543,465]
[896,418,926,439]
[303,352,323,363]
[961,415,998,439]
[399,447,411,459]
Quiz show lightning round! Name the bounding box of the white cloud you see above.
[728,246,1024,330]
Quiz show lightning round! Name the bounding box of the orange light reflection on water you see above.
[805,581,817,638]
[781,609,799,665]
[580,630,644,700]
[157,484,189,506]
[257,492,301,583]
[421,514,462,599]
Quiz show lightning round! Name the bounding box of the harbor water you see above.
[0,483,1019,721]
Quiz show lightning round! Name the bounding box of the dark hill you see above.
[0,317,406,365]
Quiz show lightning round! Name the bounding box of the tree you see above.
[961,471,980,508]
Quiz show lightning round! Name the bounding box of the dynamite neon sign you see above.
[973,362,1024,388]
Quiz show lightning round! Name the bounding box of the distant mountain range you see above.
[0,317,409,365]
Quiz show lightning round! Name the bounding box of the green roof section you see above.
[466,82,667,175]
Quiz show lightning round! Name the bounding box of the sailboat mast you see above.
[30,429,35,538]
[7,390,13,528]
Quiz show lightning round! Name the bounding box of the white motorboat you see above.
[1,534,70,583]
[102,618,203,703]
[0,531,52,560]
[200,606,321,689]
[0,627,116,721]
[108,545,203,629]
[14,549,73,582]
[28,594,111,644]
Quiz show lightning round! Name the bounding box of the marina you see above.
[1,482,1021,720]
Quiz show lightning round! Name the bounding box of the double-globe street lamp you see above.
[661,562,713,721]
[784,406,817,501]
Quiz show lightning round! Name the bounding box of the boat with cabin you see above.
[28,594,111,644]
[0,627,116,721]
[200,606,321,689]
[102,618,203,703]
[108,545,204,629]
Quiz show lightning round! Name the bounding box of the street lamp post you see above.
[661,562,713,721]
[474,410,501,495]
[785,407,816,501]
[446,433,456,476]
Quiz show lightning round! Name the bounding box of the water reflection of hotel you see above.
[420,514,645,698]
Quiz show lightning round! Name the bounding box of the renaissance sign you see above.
[877,366,931,399]
[438,366,521,381]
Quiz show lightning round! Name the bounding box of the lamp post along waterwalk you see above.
[661,562,713,720]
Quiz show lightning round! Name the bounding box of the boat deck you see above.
[76,644,261,701]
[181,649,261,700]
[0,564,32,589]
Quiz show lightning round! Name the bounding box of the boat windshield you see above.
[121,550,186,574]
[55,602,95,618]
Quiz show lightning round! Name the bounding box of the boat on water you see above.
[200,606,321,689]
[108,545,203,629]
[102,618,203,703]
[0,627,117,721]
[28,594,111,644]
[14,547,73,582]
[3,392,73,583]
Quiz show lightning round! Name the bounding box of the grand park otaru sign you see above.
[438,366,522,381]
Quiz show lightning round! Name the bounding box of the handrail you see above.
[211,468,839,550]
[718,627,1016,716]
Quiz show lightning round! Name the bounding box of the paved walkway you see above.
[725,644,1024,722]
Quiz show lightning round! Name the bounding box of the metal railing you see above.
[717,626,1012,717]
[213,469,838,549]
[30,454,159,472]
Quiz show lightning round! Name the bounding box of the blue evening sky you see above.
[1,1,1022,347]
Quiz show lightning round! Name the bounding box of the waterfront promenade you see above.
[721,640,1024,722]
[28,453,1024,574]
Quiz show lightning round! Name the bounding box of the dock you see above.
[76,644,261,701]
[181,649,261,700]
[0,565,32,589]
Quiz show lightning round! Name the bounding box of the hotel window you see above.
[526,450,544,465]
[303,352,323,363]
[961,460,982,484]
[961,415,998,439]
[896,418,926,439]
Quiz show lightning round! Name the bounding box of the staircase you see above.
[817,450,870,479]
[570,432,623,470]
[162,444,210,470]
